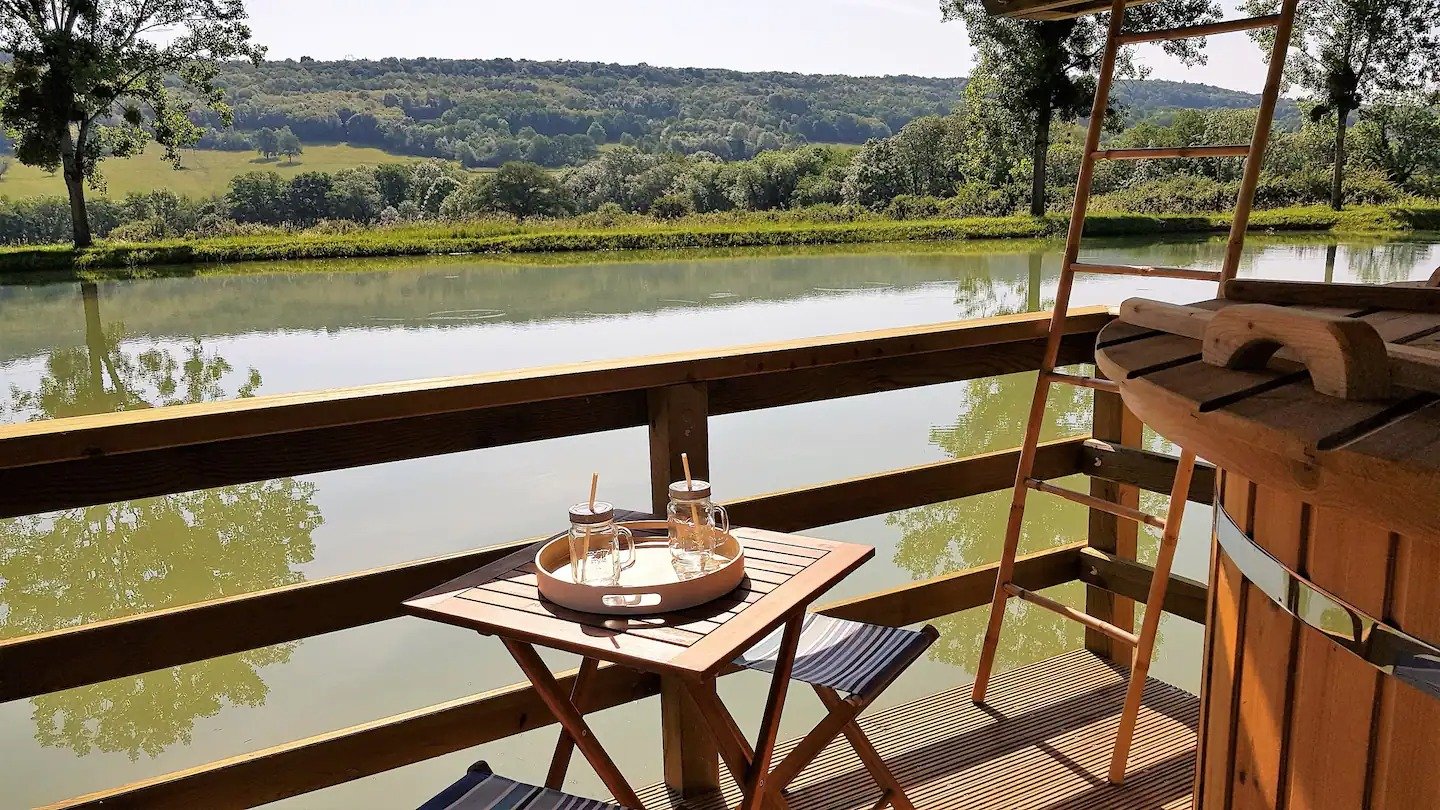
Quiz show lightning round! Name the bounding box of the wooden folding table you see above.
[403,527,874,810]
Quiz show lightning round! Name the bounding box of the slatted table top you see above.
[1095,285,1440,539]
[403,527,873,677]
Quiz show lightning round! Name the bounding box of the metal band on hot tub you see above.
[1215,505,1440,700]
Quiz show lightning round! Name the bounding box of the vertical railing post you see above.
[647,382,720,797]
[1085,387,1143,662]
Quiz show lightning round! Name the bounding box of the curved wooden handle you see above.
[1202,304,1392,400]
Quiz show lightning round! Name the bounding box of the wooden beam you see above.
[0,539,539,703]
[724,437,1087,533]
[1223,278,1440,314]
[1080,438,1216,505]
[818,542,1085,627]
[646,382,720,795]
[2,440,1075,702]
[1085,389,1141,661]
[648,383,710,513]
[1077,547,1208,624]
[40,663,661,810]
[0,312,1109,518]
[709,332,1098,415]
[0,308,1111,470]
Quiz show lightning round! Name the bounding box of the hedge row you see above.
[2,204,1437,275]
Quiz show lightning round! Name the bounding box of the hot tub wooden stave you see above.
[1096,293,1440,809]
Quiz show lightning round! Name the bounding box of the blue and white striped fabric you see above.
[418,762,626,810]
[733,614,934,696]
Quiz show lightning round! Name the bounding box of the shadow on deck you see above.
[637,650,1197,810]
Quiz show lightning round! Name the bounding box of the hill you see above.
[174,58,1287,170]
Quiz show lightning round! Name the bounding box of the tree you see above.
[255,126,279,160]
[1352,95,1440,191]
[1245,0,1440,209]
[943,0,1219,215]
[586,121,608,145]
[328,166,383,222]
[227,170,286,224]
[0,0,265,247]
[276,126,303,163]
[283,171,332,225]
[488,161,571,220]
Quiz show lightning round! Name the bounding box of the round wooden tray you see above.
[535,522,746,615]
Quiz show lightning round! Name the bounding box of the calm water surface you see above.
[2,234,1437,808]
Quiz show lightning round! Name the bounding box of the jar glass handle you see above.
[712,504,730,536]
[615,525,636,570]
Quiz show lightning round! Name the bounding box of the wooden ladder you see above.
[969,0,1300,785]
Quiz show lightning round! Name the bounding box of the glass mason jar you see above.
[567,501,635,586]
[667,480,730,574]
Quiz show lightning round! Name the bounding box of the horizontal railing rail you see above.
[0,306,1211,810]
[0,438,1088,703]
[0,309,1109,518]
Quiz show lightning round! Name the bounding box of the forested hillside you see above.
[180,57,1290,168]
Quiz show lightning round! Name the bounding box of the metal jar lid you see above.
[569,501,615,524]
[668,480,712,501]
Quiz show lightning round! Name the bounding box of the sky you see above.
[242,0,1270,93]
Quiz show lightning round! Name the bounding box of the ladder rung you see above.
[1117,14,1282,44]
[1003,583,1140,646]
[1071,262,1223,282]
[1026,478,1167,530]
[1092,145,1251,160]
[1044,370,1120,393]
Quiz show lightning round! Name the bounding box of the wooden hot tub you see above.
[1096,278,1440,809]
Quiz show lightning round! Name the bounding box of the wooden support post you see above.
[648,382,710,514]
[1085,387,1142,662]
[660,676,721,797]
[648,382,720,796]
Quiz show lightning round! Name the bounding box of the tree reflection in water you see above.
[1,282,321,760]
[891,254,1142,673]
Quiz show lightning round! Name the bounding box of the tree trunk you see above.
[1330,106,1349,211]
[1031,102,1054,217]
[82,281,104,397]
[60,130,93,248]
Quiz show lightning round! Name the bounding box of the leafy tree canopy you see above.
[0,0,264,246]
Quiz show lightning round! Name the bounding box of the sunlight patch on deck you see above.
[635,649,1197,810]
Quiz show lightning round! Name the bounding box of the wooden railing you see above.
[0,306,1214,810]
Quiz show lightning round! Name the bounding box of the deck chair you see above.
[419,761,629,810]
[733,615,939,809]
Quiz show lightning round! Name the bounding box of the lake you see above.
[3,233,1437,809]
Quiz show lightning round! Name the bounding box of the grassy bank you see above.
[2,204,1438,274]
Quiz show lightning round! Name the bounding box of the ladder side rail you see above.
[969,0,1131,705]
[1220,0,1301,283]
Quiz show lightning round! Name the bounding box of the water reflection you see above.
[6,283,260,421]
[0,283,321,760]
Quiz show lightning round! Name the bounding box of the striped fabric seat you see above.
[419,761,627,810]
[733,614,934,696]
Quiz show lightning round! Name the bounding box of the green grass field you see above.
[0,144,425,199]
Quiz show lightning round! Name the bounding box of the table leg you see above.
[742,615,803,810]
[683,678,792,810]
[503,639,643,808]
[546,656,600,789]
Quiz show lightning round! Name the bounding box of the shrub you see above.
[650,193,695,220]
[943,183,1024,218]
[885,194,941,220]
[107,217,169,242]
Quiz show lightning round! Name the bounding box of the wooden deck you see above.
[636,650,1198,810]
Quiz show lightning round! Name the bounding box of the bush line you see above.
[2,204,1437,274]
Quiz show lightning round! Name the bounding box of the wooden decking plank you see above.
[633,650,1197,810]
